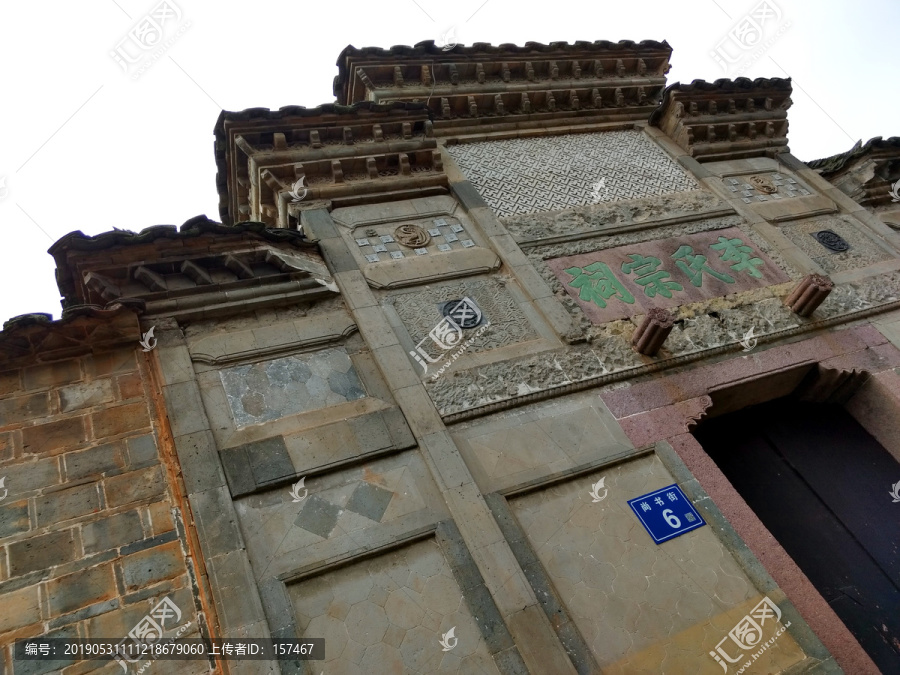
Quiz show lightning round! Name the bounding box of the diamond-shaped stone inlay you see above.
[345,482,394,523]
[446,130,699,218]
[295,495,342,538]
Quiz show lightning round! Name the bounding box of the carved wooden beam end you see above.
[784,273,834,317]
[632,308,675,356]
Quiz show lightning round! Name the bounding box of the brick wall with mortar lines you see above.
[0,346,213,675]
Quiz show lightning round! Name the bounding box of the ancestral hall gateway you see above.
[1,39,899,674]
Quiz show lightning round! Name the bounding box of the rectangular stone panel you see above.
[509,454,807,673]
[547,227,789,324]
[218,347,367,428]
[287,537,503,674]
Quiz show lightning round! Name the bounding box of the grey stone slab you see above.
[172,429,227,494]
[243,435,295,487]
[318,237,358,274]
[382,406,416,449]
[258,576,296,637]
[125,433,158,469]
[451,180,489,210]
[119,529,178,556]
[48,598,120,630]
[345,481,394,522]
[492,646,530,675]
[435,521,485,593]
[300,208,339,240]
[206,549,269,633]
[162,380,211,438]
[294,495,341,539]
[221,445,256,497]
[82,509,144,555]
[0,500,30,538]
[349,412,392,453]
[8,528,78,576]
[10,625,79,675]
[188,485,247,560]
[678,155,713,178]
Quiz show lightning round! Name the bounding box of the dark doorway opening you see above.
[693,397,900,672]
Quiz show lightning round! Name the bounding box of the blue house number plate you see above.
[627,483,706,544]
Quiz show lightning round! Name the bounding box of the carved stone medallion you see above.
[749,175,777,194]
[813,230,851,253]
[394,224,431,248]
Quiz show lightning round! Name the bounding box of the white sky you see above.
[0,0,896,326]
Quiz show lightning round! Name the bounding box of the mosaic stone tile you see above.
[446,131,698,218]
[219,347,366,428]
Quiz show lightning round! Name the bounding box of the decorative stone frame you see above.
[598,323,900,674]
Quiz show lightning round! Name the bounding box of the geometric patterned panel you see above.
[447,131,698,218]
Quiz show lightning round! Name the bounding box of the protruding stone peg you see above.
[494,94,505,114]
[309,130,322,148]
[440,97,451,117]
[421,65,432,86]
[615,59,625,77]
[633,308,675,356]
[546,91,556,111]
[572,61,582,78]
[372,124,383,142]
[393,66,404,86]
[525,62,535,80]
[707,125,717,142]
[398,153,411,176]
[520,93,532,113]
[570,90,580,109]
[476,63,485,83]
[708,100,718,115]
[593,60,604,77]
[746,97,755,112]
[402,122,412,139]
[784,274,834,317]
[591,88,601,108]
[637,58,647,76]
[468,95,478,116]
[614,88,625,106]
[549,60,559,79]
[501,62,510,82]
[431,149,443,171]
[331,160,344,183]
[449,64,459,85]
[342,127,353,145]
[366,157,378,179]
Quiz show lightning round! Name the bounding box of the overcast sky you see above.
[0,0,895,326]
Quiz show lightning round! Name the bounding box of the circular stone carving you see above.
[812,230,850,253]
[394,224,431,248]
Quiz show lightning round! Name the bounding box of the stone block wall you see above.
[0,343,211,674]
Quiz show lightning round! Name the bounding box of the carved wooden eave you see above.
[48,216,337,321]
[649,77,792,162]
[214,102,444,227]
[808,136,900,208]
[0,303,143,366]
[333,40,673,136]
